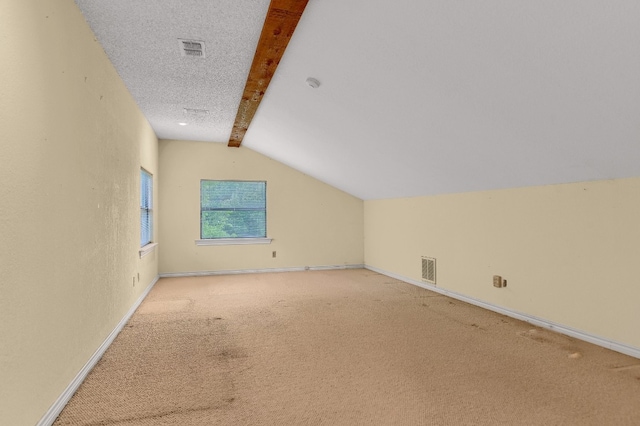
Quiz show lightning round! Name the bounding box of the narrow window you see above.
[200,180,266,239]
[140,169,153,247]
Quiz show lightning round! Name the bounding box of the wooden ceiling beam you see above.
[228,0,309,147]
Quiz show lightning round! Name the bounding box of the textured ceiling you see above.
[75,0,270,142]
[75,0,640,200]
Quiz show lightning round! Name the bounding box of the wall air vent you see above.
[421,257,436,284]
[178,39,206,58]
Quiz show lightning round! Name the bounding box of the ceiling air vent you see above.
[178,39,206,58]
[422,257,436,284]
[183,108,209,115]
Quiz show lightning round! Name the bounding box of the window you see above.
[200,180,267,240]
[140,169,153,247]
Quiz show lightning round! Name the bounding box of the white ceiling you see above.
[75,0,640,200]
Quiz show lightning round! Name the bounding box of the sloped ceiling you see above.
[75,0,640,200]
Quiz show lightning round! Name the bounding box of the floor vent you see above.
[178,39,206,58]
[421,257,436,284]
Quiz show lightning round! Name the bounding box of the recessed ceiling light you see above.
[306,77,320,89]
[178,122,188,126]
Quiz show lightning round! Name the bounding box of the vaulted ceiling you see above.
[75,0,640,200]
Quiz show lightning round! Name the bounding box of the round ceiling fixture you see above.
[306,77,320,89]
[178,122,188,126]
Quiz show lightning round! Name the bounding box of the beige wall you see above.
[365,178,640,349]
[0,1,158,424]
[159,140,363,274]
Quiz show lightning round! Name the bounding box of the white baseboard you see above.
[365,265,640,360]
[37,275,160,426]
[159,264,365,278]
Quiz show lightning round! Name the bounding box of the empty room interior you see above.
[1,0,640,424]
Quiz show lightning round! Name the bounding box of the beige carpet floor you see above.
[55,269,640,425]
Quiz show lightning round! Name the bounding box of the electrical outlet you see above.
[493,275,501,287]
[272,251,276,258]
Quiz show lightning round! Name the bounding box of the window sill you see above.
[139,243,158,258]
[195,238,272,246]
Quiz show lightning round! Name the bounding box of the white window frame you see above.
[196,180,271,246]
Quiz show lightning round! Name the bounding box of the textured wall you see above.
[158,140,363,274]
[0,1,158,424]
[364,178,640,349]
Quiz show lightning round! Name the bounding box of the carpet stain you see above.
[470,323,487,331]
[205,317,222,326]
[609,364,640,382]
[610,364,640,372]
[518,329,552,344]
[216,348,249,360]
[85,404,232,425]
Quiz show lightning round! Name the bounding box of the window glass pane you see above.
[201,211,266,238]
[141,209,151,246]
[200,181,266,239]
[201,181,265,210]
[141,169,153,246]
[141,172,150,209]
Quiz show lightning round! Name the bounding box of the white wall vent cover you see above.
[422,257,436,284]
[178,39,206,58]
